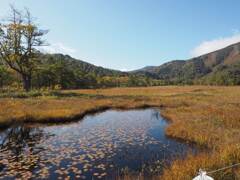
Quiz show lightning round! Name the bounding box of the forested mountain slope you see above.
[133,42,240,85]
[1,42,240,89]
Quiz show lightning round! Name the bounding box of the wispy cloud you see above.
[39,42,76,55]
[190,32,240,57]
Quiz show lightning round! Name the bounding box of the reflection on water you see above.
[0,109,196,179]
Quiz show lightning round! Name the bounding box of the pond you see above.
[0,108,196,179]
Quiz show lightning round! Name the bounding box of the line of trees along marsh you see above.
[0,53,165,91]
[2,51,240,92]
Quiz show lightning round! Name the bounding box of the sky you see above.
[1,0,240,71]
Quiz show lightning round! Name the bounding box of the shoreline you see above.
[0,86,239,179]
[0,103,162,130]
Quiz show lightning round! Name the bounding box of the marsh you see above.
[0,108,195,179]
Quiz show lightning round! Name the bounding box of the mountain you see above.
[132,42,240,85]
[29,53,129,88]
[39,53,126,77]
[1,42,240,89]
[131,66,157,73]
[35,42,240,86]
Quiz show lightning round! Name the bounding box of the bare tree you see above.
[0,6,48,91]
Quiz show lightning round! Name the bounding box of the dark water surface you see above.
[0,108,196,179]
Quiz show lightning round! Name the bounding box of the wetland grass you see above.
[0,86,240,179]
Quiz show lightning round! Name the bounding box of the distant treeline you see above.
[0,54,166,90]
[1,53,240,91]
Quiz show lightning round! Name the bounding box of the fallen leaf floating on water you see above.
[0,109,194,179]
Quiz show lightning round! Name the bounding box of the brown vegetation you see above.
[0,86,240,179]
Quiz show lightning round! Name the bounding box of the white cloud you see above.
[39,42,76,55]
[120,68,128,72]
[191,32,240,57]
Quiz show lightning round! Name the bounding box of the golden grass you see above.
[0,86,240,179]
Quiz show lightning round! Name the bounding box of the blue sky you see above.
[1,0,240,71]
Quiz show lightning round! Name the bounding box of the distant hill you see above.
[132,42,240,85]
[38,42,240,86]
[29,53,129,88]
[1,42,240,89]
[39,54,125,77]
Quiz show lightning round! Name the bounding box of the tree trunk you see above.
[22,74,31,92]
